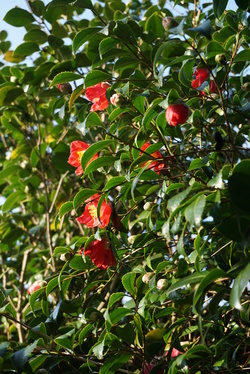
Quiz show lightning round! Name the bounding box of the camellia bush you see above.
[0,0,250,372]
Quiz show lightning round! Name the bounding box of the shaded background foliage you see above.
[0,0,250,373]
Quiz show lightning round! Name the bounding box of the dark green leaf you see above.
[84,70,112,88]
[73,27,102,54]
[122,272,136,296]
[184,194,205,227]
[50,72,83,87]
[230,263,250,311]
[213,0,228,18]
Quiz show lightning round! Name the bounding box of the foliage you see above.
[0,0,250,373]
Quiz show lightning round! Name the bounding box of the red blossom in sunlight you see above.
[68,141,98,176]
[85,82,110,111]
[140,143,164,174]
[165,103,190,126]
[76,194,112,228]
[83,238,116,270]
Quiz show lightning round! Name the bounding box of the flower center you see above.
[77,151,84,162]
[88,204,98,220]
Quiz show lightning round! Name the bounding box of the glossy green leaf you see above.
[193,268,226,308]
[142,98,162,130]
[54,329,75,350]
[0,165,20,184]
[11,340,38,370]
[213,0,228,18]
[2,191,26,212]
[50,72,83,87]
[81,140,114,172]
[4,8,35,27]
[189,158,205,170]
[122,272,136,296]
[103,176,127,191]
[230,262,250,311]
[184,194,205,227]
[167,186,192,213]
[234,49,250,63]
[84,156,117,176]
[14,42,39,56]
[73,27,102,54]
[59,201,74,218]
[84,70,112,88]
[99,352,133,374]
[108,292,125,308]
[188,20,211,39]
[0,82,23,106]
[73,188,99,209]
[167,271,209,296]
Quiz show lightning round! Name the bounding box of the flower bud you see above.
[57,83,72,94]
[143,202,153,211]
[162,16,178,31]
[142,273,153,284]
[157,279,168,290]
[215,54,227,65]
[166,103,190,126]
[60,252,72,261]
[27,280,47,295]
[110,93,128,107]
[242,82,250,91]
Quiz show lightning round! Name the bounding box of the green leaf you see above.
[188,20,211,39]
[109,307,132,325]
[0,165,21,184]
[142,98,162,130]
[179,59,195,88]
[184,194,205,227]
[73,188,99,209]
[24,29,47,44]
[93,339,105,359]
[70,255,89,271]
[234,49,250,63]
[73,27,102,54]
[11,340,38,370]
[14,42,39,56]
[50,72,83,87]
[103,176,127,191]
[99,352,133,374]
[230,262,250,311]
[4,8,35,27]
[213,0,228,18]
[54,329,75,350]
[193,268,225,308]
[59,201,73,218]
[0,82,23,106]
[84,70,112,88]
[167,271,209,296]
[228,160,250,212]
[167,186,192,213]
[207,41,227,58]
[234,0,249,9]
[122,272,136,296]
[108,293,125,309]
[81,140,114,172]
[189,158,205,171]
[99,37,118,58]
[2,191,26,213]
[69,85,84,110]
[84,156,117,176]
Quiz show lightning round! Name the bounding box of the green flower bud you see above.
[162,17,178,31]
[215,54,227,65]
[242,82,250,91]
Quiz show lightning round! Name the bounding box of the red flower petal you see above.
[140,143,164,174]
[85,82,110,112]
[68,141,98,175]
[165,103,190,126]
[84,239,116,269]
[77,194,112,228]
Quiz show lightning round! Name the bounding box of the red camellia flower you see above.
[141,143,164,174]
[165,103,190,126]
[191,67,210,89]
[192,68,216,96]
[85,82,110,111]
[83,238,116,270]
[68,141,98,176]
[77,194,112,228]
[27,280,45,295]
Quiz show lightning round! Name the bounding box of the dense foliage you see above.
[0,0,250,372]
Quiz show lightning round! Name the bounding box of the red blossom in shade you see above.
[140,143,164,174]
[77,194,112,228]
[85,82,110,111]
[83,238,116,270]
[27,280,45,295]
[68,141,98,176]
[56,83,72,94]
[165,103,190,126]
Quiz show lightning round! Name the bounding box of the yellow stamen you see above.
[88,204,98,219]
